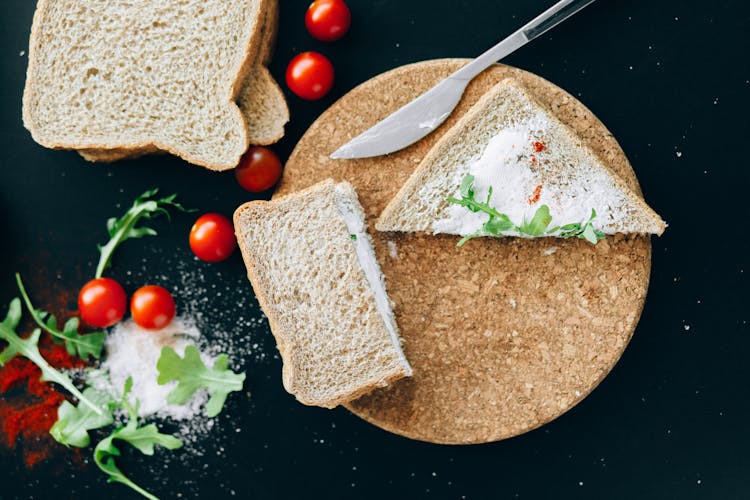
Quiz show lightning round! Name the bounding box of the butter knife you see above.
[330,0,597,160]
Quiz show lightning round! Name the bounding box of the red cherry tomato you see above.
[235,147,283,192]
[78,278,127,328]
[189,213,237,262]
[285,52,334,100]
[305,0,351,42]
[130,285,176,330]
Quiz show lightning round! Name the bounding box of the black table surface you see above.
[1,0,748,499]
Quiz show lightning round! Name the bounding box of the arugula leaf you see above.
[15,274,105,359]
[157,345,245,417]
[0,299,104,415]
[0,299,22,364]
[93,379,182,500]
[518,205,553,236]
[94,436,159,500]
[447,175,606,246]
[112,422,183,456]
[50,387,114,447]
[484,215,514,234]
[95,189,193,279]
[557,209,606,243]
[459,174,476,198]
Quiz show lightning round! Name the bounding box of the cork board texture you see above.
[276,59,652,444]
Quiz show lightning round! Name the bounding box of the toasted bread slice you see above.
[234,179,412,408]
[24,0,269,170]
[377,78,665,239]
[78,0,288,164]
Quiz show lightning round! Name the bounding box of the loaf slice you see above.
[377,78,666,240]
[238,0,288,146]
[78,0,287,163]
[23,0,269,170]
[234,180,412,408]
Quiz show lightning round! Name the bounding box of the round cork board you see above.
[276,59,651,444]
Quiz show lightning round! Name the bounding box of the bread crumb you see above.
[19,50,25,57]
[387,240,398,259]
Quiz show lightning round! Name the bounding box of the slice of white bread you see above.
[77,0,288,163]
[23,0,270,170]
[377,78,666,238]
[234,179,412,408]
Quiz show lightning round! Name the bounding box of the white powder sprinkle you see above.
[543,247,559,255]
[91,318,210,420]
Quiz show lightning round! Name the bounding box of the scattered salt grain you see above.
[91,318,210,420]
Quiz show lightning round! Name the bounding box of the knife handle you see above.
[452,0,597,82]
[522,0,598,40]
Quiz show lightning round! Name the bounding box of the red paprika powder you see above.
[0,338,84,468]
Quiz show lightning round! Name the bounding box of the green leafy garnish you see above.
[15,273,105,359]
[95,189,193,279]
[518,205,553,236]
[94,378,181,500]
[157,345,245,417]
[556,208,606,244]
[447,175,606,246]
[50,387,114,447]
[350,234,357,240]
[448,175,515,246]
[0,299,104,415]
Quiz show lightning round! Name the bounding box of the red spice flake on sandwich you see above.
[532,141,546,153]
[528,184,543,205]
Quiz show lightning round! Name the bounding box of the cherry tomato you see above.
[285,52,334,100]
[78,278,127,328]
[235,147,283,192]
[189,213,237,262]
[305,0,351,42]
[130,285,176,330]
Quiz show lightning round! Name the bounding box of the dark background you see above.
[1,0,748,498]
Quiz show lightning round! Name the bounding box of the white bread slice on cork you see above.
[77,0,288,163]
[234,179,412,408]
[23,0,271,170]
[377,78,665,240]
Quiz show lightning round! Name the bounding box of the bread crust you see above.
[23,0,270,170]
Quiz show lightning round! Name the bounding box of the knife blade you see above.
[330,0,597,160]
